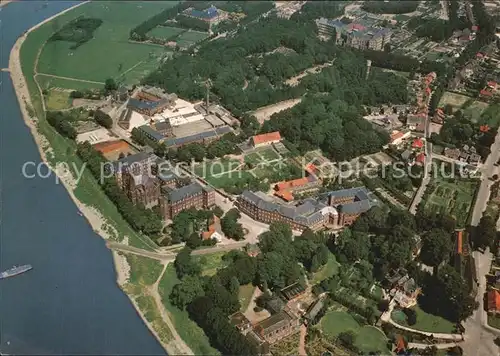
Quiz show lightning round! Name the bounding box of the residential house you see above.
[487,290,500,314]
[202,215,223,242]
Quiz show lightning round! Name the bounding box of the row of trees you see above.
[76,142,163,236]
[174,15,210,32]
[46,111,77,139]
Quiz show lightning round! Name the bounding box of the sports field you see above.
[478,103,500,128]
[148,26,186,40]
[37,1,176,87]
[175,30,209,48]
[438,91,471,111]
[423,162,478,227]
[320,311,389,354]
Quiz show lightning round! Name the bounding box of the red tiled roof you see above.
[275,190,294,202]
[457,230,463,254]
[416,153,425,164]
[390,131,405,142]
[488,290,500,312]
[276,177,310,191]
[488,81,497,88]
[472,25,479,31]
[202,216,220,240]
[412,138,424,148]
[477,52,484,58]
[481,89,493,97]
[480,125,490,132]
[252,131,281,146]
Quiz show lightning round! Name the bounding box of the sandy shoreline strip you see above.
[8,3,186,355]
[0,0,14,8]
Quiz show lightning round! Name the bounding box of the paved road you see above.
[462,249,499,356]
[471,130,500,226]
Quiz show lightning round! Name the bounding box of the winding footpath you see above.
[149,264,193,355]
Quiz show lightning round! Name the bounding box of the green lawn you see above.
[193,251,228,277]
[478,103,500,128]
[321,311,360,338]
[356,326,390,354]
[312,252,339,284]
[159,266,220,355]
[38,74,104,91]
[391,305,456,333]
[463,100,489,123]
[244,152,263,165]
[238,283,255,312]
[320,311,389,353]
[36,1,174,86]
[438,91,471,111]
[124,257,173,345]
[45,89,72,111]
[148,26,186,40]
[175,30,209,47]
[258,147,281,161]
[488,314,500,329]
[126,255,164,286]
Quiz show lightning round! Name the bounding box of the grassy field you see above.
[439,91,471,110]
[175,30,209,48]
[488,314,500,330]
[193,251,228,277]
[37,1,175,87]
[423,164,478,227]
[20,7,158,250]
[45,89,72,111]
[148,26,186,39]
[159,266,219,355]
[37,74,105,91]
[121,256,173,346]
[391,305,455,333]
[320,311,389,354]
[311,252,340,284]
[463,100,489,123]
[238,283,255,312]
[478,103,500,128]
[126,254,164,286]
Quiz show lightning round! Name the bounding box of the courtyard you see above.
[192,147,303,193]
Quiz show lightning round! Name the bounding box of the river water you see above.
[0,2,165,354]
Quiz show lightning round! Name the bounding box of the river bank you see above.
[0,0,14,8]
[8,4,187,354]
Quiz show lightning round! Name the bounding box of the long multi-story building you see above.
[237,191,338,231]
[316,18,392,51]
[160,182,215,219]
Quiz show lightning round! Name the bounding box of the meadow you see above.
[36,1,176,87]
